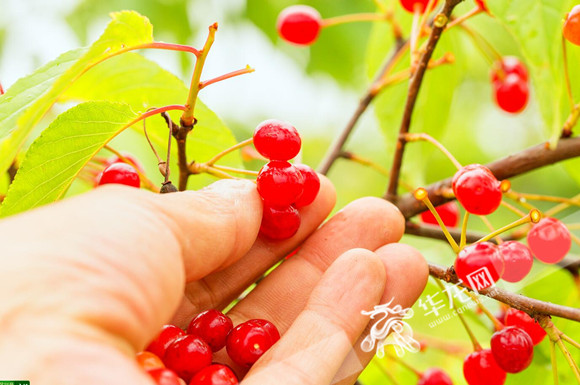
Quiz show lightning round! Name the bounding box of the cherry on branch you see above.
[452,164,502,215]
[491,56,528,85]
[454,242,504,290]
[98,162,141,188]
[420,201,460,227]
[417,368,453,385]
[564,5,580,46]
[526,217,571,264]
[498,241,533,283]
[504,308,546,345]
[490,326,534,373]
[463,349,507,385]
[493,73,529,114]
[277,5,322,46]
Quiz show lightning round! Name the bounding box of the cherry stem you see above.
[199,65,255,90]
[464,290,504,331]
[546,192,580,217]
[414,188,460,253]
[373,42,411,94]
[375,361,403,385]
[562,35,575,112]
[446,7,483,29]
[434,278,482,351]
[479,215,504,244]
[557,338,580,383]
[477,210,540,243]
[457,23,502,64]
[103,145,160,192]
[459,212,470,249]
[569,233,580,249]
[210,164,258,177]
[551,340,560,385]
[507,190,580,207]
[142,116,163,165]
[339,152,414,191]
[563,105,580,138]
[321,13,389,28]
[181,23,218,128]
[403,133,462,170]
[384,352,422,378]
[189,162,236,180]
[206,138,254,166]
[380,53,455,87]
[562,334,580,350]
[161,112,174,184]
[416,0,439,51]
[500,200,527,217]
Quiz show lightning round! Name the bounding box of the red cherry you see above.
[137,351,165,371]
[463,349,506,385]
[491,56,528,85]
[417,368,453,385]
[494,73,529,114]
[146,325,186,359]
[98,162,140,188]
[147,368,183,385]
[187,310,233,352]
[164,335,213,382]
[253,119,301,161]
[277,5,322,46]
[527,217,571,264]
[420,201,460,227]
[257,161,304,207]
[293,164,320,207]
[226,319,281,367]
[454,242,504,290]
[475,0,489,13]
[260,204,301,240]
[189,364,239,385]
[491,326,534,373]
[504,308,546,345]
[452,164,502,215]
[400,0,438,13]
[564,5,580,46]
[498,241,533,283]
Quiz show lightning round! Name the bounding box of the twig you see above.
[7,161,18,183]
[386,0,463,200]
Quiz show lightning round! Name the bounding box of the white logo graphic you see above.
[466,267,495,291]
[360,298,420,358]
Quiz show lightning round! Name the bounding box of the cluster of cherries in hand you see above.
[137,309,280,385]
[253,119,320,240]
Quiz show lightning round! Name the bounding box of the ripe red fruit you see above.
[494,73,529,113]
[491,56,528,85]
[498,241,534,283]
[564,5,580,46]
[490,326,534,373]
[417,368,453,385]
[189,364,239,385]
[146,325,185,359]
[257,161,304,207]
[277,5,322,46]
[136,351,165,371]
[260,204,301,240]
[164,335,213,382]
[187,310,233,352]
[147,368,182,385]
[293,164,320,207]
[475,0,489,13]
[463,349,506,385]
[400,0,438,13]
[452,164,502,215]
[226,319,281,367]
[454,242,504,290]
[420,201,460,227]
[253,119,301,161]
[504,308,546,345]
[527,217,571,264]
[98,162,140,188]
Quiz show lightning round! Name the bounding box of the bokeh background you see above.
[1,0,579,383]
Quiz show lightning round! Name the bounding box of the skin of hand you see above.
[0,177,428,385]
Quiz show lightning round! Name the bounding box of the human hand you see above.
[0,177,427,384]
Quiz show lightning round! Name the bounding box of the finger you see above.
[0,179,263,350]
[227,197,405,332]
[241,249,386,385]
[172,176,336,326]
[331,243,429,385]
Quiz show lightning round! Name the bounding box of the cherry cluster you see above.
[463,308,546,385]
[137,309,280,385]
[253,119,320,240]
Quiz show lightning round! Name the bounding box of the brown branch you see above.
[162,113,192,191]
[396,136,580,219]
[405,221,484,244]
[317,39,408,175]
[7,161,18,183]
[386,0,463,200]
[429,263,580,322]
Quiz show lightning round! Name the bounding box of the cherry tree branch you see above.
[385,0,463,200]
[396,136,580,219]
[429,264,580,322]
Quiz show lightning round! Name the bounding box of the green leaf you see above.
[488,0,579,145]
[0,102,139,218]
[0,11,154,176]
[60,52,241,190]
